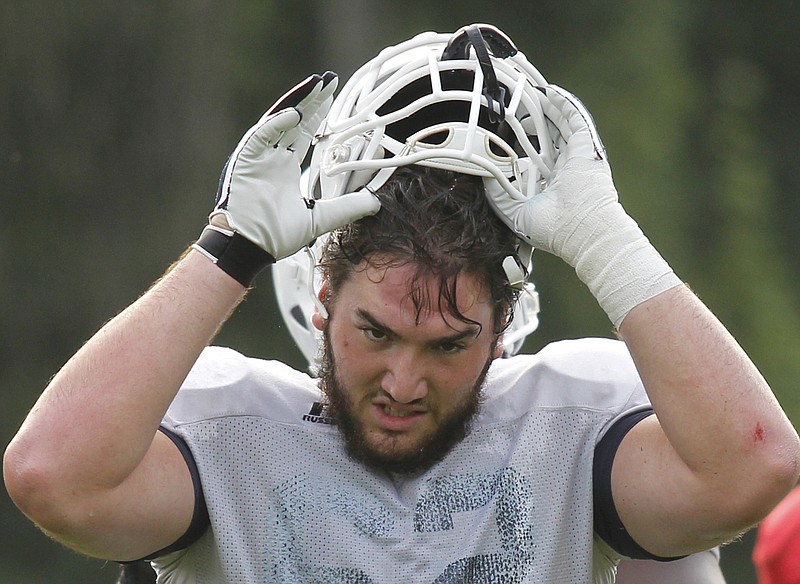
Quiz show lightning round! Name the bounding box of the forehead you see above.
[337,261,493,328]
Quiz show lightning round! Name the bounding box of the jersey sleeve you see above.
[493,338,670,559]
[148,346,319,561]
[136,427,210,561]
[592,411,687,562]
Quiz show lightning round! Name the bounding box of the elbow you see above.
[3,436,77,535]
[763,432,800,505]
[764,424,800,499]
[725,430,800,530]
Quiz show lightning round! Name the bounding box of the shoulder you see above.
[482,338,648,421]
[489,337,640,394]
[163,346,320,427]
[181,345,310,389]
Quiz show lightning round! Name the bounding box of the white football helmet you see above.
[307,23,556,203]
[307,23,558,282]
[272,238,326,369]
[274,24,552,370]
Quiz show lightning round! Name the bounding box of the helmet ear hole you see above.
[289,305,309,330]
[487,136,515,160]
[490,121,517,156]
[418,129,450,147]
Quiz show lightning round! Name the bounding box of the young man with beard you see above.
[5,25,800,583]
[311,167,514,476]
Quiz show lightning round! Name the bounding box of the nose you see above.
[380,349,428,404]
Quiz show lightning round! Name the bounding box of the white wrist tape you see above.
[569,199,682,328]
[539,159,682,327]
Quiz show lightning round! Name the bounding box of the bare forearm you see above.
[6,250,245,494]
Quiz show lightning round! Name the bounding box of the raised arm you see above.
[614,282,798,556]
[3,249,245,561]
[484,85,800,557]
[3,72,379,561]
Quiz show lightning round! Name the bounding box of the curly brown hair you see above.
[319,165,520,334]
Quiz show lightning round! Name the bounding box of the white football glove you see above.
[484,85,681,327]
[193,72,380,286]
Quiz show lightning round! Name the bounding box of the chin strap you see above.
[441,24,518,124]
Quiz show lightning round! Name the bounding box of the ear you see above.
[311,279,330,331]
[492,333,505,360]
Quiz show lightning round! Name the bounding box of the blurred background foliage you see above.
[1,1,798,582]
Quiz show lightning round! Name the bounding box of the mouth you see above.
[372,402,427,432]
[382,405,419,417]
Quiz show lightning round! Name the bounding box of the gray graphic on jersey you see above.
[417,469,535,583]
[274,472,395,537]
[270,468,534,583]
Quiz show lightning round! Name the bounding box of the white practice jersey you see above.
[153,337,651,583]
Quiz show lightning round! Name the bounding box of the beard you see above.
[318,332,493,476]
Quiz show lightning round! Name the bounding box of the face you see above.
[314,260,503,475]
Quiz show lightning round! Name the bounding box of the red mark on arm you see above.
[753,422,766,442]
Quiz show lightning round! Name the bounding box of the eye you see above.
[362,327,388,343]
[436,341,466,355]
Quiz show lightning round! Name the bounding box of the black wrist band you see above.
[193,226,275,287]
